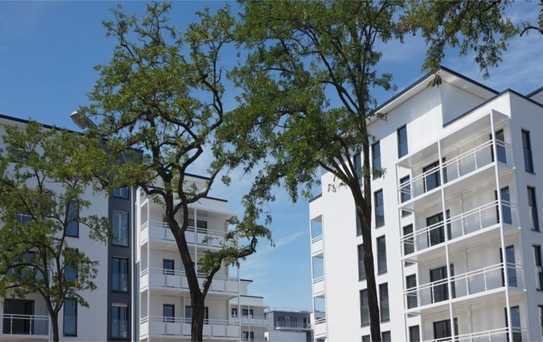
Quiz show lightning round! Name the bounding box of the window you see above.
[65,200,79,237]
[112,187,129,199]
[357,244,366,281]
[406,274,417,309]
[535,245,543,290]
[522,129,534,173]
[314,296,326,321]
[16,213,32,224]
[400,175,411,203]
[111,304,128,338]
[359,289,369,327]
[64,248,78,282]
[356,209,363,236]
[528,187,540,231]
[504,306,521,342]
[409,325,420,342]
[112,257,129,292]
[382,331,391,342]
[163,304,175,323]
[379,283,389,322]
[433,318,458,340]
[353,152,362,180]
[539,305,543,336]
[371,141,381,178]
[163,259,175,275]
[362,335,371,342]
[374,190,384,228]
[403,224,414,255]
[397,125,408,158]
[377,235,387,275]
[312,254,324,282]
[423,161,440,192]
[311,216,323,240]
[231,307,238,318]
[112,210,129,247]
[242,331,255,342]
[63,298,77,336]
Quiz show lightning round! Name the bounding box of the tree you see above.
[220,1,517,340]
[79,3,270,341]
[0,122,109,342]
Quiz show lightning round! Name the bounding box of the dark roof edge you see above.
[240,295,264,299]
[240,278,253,283]
[308,192,322,203]
[527,85,543,98]
[0,113,79,133]
[439,65,499,95]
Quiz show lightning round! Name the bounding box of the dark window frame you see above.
[111,303,129,339]
[372,141,381,179]
[63,298,78,337]
[528,186,540,231]
[359,289,369,327]
[112,187,130,199]
[379,283,389,322]
[377,235,387,275]
[397,124,408,158]
[374,189,385,228]
[65,200,79,238]
[522,129,535,174]
[111,210,129,247]
[111,257,129,293]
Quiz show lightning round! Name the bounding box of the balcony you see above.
[0,314,49,339]
[141,220,226,249]
[140,268,238,296]
[312,313,327,338]
[401,200,519,260]
[404,263,524,314]
[140,316,240,339]
[423,327,523,342]
[239,317,269,328]
[398,139,513,211]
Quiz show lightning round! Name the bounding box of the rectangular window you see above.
[528,187,540,231]
[312,254,324,282]
[16,213,32,225]
[359,289,369,327]
[403,224,414,255]
[406,274,418,309]
[397,125,408,158]
[357,244,366,281]
[504,306,522,342]
[539,305,543,336]
[382,331,391,342]
[311,216,323,240]
[374,190,385,228]
[163,304,175,322]
[372,141,381,178]
[231,307,238,318]
[522,129,534,173]
[112,210,129,247]
[362,335,371,342]
[112,187,129,199]
[409,325,420,342]
[379,283,389,322]
[377,235,387,275]
[353,153,362,180]
[63,298,77,336]
[423,161,441,192]
[163,259,175,275]
[112,257,129,292]
[535,245,543,290]
[65,200,79,237]
[400,175,411,203]
[111,304,128,338]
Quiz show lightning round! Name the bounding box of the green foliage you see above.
[0,122,109,318]
[79,3,270,321]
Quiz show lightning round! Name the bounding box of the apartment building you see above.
[309,66,543,341]
[0,114,137,341]
[264,310,312,342]
[229,280,268,342]
[136,177,244,341]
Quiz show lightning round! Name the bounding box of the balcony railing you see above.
[405,263,523,310]
[142,220,226,247]
[140,316,240,338]
[140,268,238,293]
[399,140,512,203]
[423,327,523,342]
[1,314,49,336]
[401,201,517,256]
[239,317,269,327]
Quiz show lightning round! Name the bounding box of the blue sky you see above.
[1,1,542,311]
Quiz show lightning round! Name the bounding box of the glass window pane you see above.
[377,236,387,274]
[66,201,79,237]
[111,304,128,338]
[311,217,323,240]
[63,299,77,336]
[112,211,129,246]
[374,190,385,228]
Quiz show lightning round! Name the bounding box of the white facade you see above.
[0,116,112,341]
[309,67,543,341]
[229,281,268,342]
[136,183,243,341]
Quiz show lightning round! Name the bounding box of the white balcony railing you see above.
[401,200,517,256]
[142,220,226,248]
[399,140,512,203]
[1,314,49,336]
[423,327,523,342]
[405,263,523,310]
[140,316,240,338]
[239,318,269,327]
[140,268,238,294]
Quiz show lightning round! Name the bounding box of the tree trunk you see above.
[190,294,205,342]
[50,312,60,342]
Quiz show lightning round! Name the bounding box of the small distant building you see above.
[265,309,312,342]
